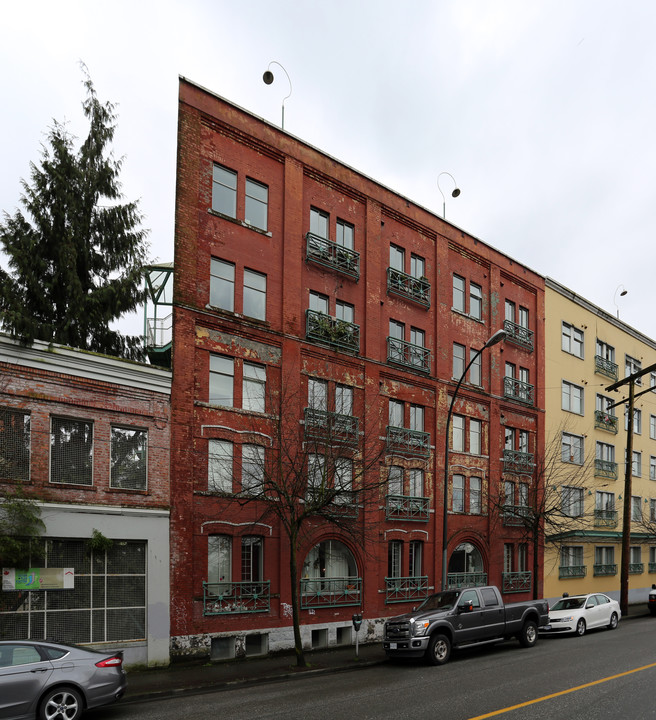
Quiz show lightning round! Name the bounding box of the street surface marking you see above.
[467,661,656,719]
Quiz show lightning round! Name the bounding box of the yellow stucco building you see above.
[544,279,656,604]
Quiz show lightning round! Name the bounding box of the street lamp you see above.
[437,172,461,219]
[441,328,507,590]
[262,61,292,130]
[613,284,628,319]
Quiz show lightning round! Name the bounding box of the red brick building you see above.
[0,335,171,666]
[170,77,545,659]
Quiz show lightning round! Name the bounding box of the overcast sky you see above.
[2,1,655,340]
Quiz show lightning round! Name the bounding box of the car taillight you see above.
[96,655,123,668]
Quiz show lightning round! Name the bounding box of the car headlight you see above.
[413,620,430,636]
[559,615,575,622]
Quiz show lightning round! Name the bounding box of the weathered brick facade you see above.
[171,77,545,659]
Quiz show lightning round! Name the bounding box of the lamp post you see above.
[437,172,461,219]
[441,329,507,591]
[613,284,628,319]
[262,61,292,130]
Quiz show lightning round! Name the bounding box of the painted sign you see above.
[2,568,74,591]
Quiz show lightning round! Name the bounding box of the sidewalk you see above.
[124,642,387,703]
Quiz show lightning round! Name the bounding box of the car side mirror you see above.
[458,601,474,613]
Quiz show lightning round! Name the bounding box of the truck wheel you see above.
[518,620,538,648]
[608,612,618,630]
[575,618,586,636]
[426,633,451,665]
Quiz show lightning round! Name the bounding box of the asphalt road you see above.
[90,615,656,720]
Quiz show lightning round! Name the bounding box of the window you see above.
[335,385,353,416]
[562,322,584,358]
[241,536,263,583]
[452,474,464,512]
[335,457,353,496]
[243,269,266,320]
[242,444,264,494]
[562,381,584,414]
[208,440,233,492]
[651,499,656,522]
[470,283,482,320]
[519,367,530,385]
[388,319,405,363]
[597,339,615,362]
[410,405,424,432]
[632,496,643,521]
[505,300,516,323]
[625,408,642,434]
[505,361,515,379]
[389,399,404,428]
[626,355,642,384]
[310,208,329,238]
[470,477,482,514]
[651,456,656,481]
[409,541,423,577]
[452,275,465,312]
[110,426,147,490]
[307,454,326,497]
[409,468,424,497]
[561,546,583,568]
[212,164,237,217]
[651,415,656,440]
[0,408,30,482]
[453,343,465,379]
[308,378,328,410]
[245,178,268,231]
[519,307,529,329]
[596,441,615,463]
[335,300,354,323]
[518,543,528,572]
[242,362,266,413]
[562,486,584,517]
[469,349,482,386]
[208,535,232,590]
[388,465,403,495]
[209,355,234,406]
[390,244,405,271]
[210,258,235,311]
[50,417,93,486]
[410,254,425,279]
[595,546,614,566]
[562,432,584,464]
[336,219,354,249]
[309,290,329,314]
[518,482,529,509]
[388,541,403,578]
[627,450,642,477]
[505,427,516,450]
[470,419,482,455]
[519,430,529,453]
[630,546,642,565]
[452,415,465,451]
[504,544,513,573]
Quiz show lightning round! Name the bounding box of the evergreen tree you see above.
[0,66,149,360]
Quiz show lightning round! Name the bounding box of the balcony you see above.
[594,410,618,434]
[503,319,534,352]
[594,509,618,528]
[387,337,431,373]
[300,577,362,609]
[595,354,618,380]
[385,494,430,522]
[385,576,429,604]
[203,581,270,615]
[306,232,360,280]
[386,267,431,308]
[503,377,534,406]
[593,564,617,576]
[306,309,360,353]
[502,571,532,593]
[386,425,431,457]
[559,565,586,579]
[594,459,618,480]
[502,504,530,526]
[446,572,487,589]
[503,449,534,474]
[629,563,644,574]
[304,407,358,446]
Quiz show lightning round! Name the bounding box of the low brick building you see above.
[0,334,171,666]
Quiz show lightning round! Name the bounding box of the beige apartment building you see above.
[544,279,656,604]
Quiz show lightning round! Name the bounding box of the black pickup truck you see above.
[383,585,549,665]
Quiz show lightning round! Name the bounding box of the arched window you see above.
[302,540,357,580]
[448,542,485,579]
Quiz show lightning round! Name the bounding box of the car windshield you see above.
[416,591,460,612]
[551,597,586,611]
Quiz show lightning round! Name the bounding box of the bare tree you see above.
[206,371,389,667]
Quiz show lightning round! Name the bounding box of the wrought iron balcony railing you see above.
[594,410,618,434]
[502,504,531,526]
[306,232,360,280]
[304,407,359,446]
[384,576,429,604]
[594,459,618,480]
[503,449,534,474]
[503,377,534,405]
[306,309,360,352]
[446,572,488,589]
[386,425,431,457]
[300,577,362,608]
[385,494,430,521]
[558,565,586,579]
[503,319,534,352]
[595,354,618,380]
[593,564,617,576]
[629,563,644,574]
[594,508,618,527]
[386,267,431,308]
[203,580,270,615]
[387,337,431,373]
[502,571,532,593]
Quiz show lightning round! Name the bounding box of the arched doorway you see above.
[301,540,360,608]
[447,542,486,587]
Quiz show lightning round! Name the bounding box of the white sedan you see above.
[542,593,621,636]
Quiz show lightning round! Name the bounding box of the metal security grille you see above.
[0,539,146,644]
[0,407,30,482]
[50,417,93,485]
[110,426,147,490]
